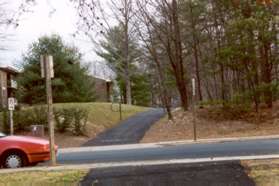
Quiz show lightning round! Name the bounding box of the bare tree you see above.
[72,0,138,105]
[0,1,35,51]
[135,2,173,119]
[71,0,279,112]
[0,2,12,51]
[135,0,189,110]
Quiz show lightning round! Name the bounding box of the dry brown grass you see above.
[243,159,279,186]
[142,102,279,143]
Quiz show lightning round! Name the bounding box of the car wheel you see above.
[3,152,26,168]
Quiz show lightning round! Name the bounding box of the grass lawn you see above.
[17,102,149,148]
[54,102,148,129]
[0,169,88,186]
[243,159,279,186]
[0,159,278,186]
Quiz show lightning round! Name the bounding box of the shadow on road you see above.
[80,161,255,186]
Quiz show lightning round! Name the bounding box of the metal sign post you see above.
[192,78,197,141]
[119,95,123,121]
[40,55,56,166]
[8,97,15,135]
[111,94,123,121]
[111,81,123,121]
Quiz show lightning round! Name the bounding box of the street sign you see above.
[40,55,45,78]
[8,97,15,135]
[41,54,56,166]
[49,56,54,78]
[40,55,54,78]
[191,78,197,141]
[192,78,196,96]
[8,97,15,111]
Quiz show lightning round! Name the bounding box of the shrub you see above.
[15,107,48,131]
[70,108,89,136]
[54,108,74,133]
[1,110,29,133]
[31,107,48,126]
[18,109,38,130]
[1,106,89,136]
[13,111,26,131]
[1,107,48,133]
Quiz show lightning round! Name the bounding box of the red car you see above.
[0,132,57,168]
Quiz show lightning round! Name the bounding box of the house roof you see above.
[92,75,112,82]
[0,66,20,75]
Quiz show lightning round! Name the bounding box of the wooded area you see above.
[73,0,279,119]
[1,0,279,119]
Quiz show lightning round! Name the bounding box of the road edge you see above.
[2,154,279,174]
[60,135,279,153]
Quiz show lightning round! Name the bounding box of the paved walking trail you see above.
[83,109,165,146]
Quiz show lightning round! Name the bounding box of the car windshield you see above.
[0,132,6,138]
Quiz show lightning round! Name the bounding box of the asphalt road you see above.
[80,162,255,186]
[83,108,165,146]
[58,138,279,165]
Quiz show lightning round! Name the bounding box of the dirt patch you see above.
[142,102,279,143]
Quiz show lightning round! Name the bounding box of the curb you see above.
[2,154,279,174]
[59,135,279,153]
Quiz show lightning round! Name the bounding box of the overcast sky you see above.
[0,0,112,79]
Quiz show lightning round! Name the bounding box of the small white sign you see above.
[40,55,54,78]
[11,79,18,89]
[8,97,15,111]
[192,78,196,96]
[49,55,54,78]
[40,55,45,78]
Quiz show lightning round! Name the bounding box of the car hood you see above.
[3,136,49,145]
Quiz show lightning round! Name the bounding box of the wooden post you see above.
[43,55,56,166]
[192,78,197,141]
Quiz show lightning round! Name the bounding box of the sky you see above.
[0,0,113,80]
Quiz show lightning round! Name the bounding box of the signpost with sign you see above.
[110,81,123,121]
[8,97,15,135]
[40,55,56,166]
[192,78,197,141]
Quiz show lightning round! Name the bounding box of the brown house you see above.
[92,76,113,102]
[0,67,19,109]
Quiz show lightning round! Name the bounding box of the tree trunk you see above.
[172,0,188,110]
[123,0,132,105]
[194,43,203,102]
[135,5,173,119]
[220,63,226,105]
[124,73,132,105]
[189,0,203,102]
[260,42,273,108]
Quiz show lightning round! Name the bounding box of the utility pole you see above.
[192,78,197,141]
[41,55,56,166]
